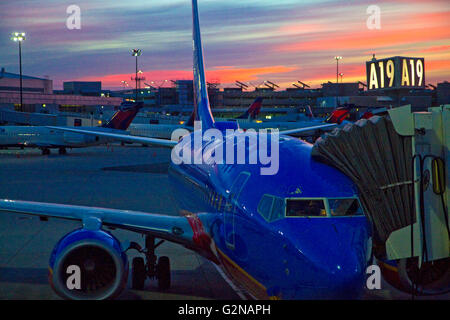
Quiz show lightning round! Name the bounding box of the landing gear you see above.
[41,148,50,155]
[129,235,171,291]
[131,257,146,290]
[58,147,67,155]
[157,256,171,290]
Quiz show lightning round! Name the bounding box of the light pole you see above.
[11,32,26,110]
[334,56,342,83]
[131,49,142,101]
[339,72,344,83]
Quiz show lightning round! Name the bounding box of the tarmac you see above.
[0,145,239,300]
[0,144,447,300]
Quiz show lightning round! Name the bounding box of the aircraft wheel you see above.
[42,148,50,155]
[58,147,67,155]
[157,256,171,290]
[131,257,146,290]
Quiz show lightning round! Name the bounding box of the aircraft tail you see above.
[236,97,263,120]
[192,0,215,130]
[325,106,350,125]
[305,105,315,118]
[101,101,143,130]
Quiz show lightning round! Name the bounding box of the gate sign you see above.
[366,56,425,90]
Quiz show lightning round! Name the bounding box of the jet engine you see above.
[48,229,128,300]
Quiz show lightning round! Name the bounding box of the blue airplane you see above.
[0,0,370,300]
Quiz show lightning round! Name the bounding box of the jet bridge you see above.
[312,104,449,295]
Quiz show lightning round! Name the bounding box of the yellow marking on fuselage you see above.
[216,247,267,295]
[380,261,398,272]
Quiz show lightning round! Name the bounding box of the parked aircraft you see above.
[0,102,143,155]
[128,97,264,139]
[0,0,370,299]
[129,97,336,140]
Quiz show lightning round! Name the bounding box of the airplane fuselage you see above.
[128,118,326,140]
[128,124,183,140]
[168,130,371,299]
[0,126,127,149]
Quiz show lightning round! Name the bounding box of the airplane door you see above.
[224,172,250,249]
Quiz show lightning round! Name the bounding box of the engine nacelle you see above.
[49,228,128,300]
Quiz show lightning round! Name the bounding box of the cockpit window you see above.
[286,199,326,217]
[271,197,285,221]
[257,194,285,222]
[328,198,363,216]
[257,195,273,221]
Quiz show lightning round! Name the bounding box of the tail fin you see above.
[236,97,263,120]
[305,105,315,118]
[325,106,350,125]
[101,101,143,130]
[192,0,215,130]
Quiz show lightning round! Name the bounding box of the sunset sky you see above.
[1,0,449,90]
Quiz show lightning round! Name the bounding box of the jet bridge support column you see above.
[311,104,449,294]
[386,105,449,263]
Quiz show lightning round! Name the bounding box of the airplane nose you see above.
[292,248,366,299]
[323,251,366,298]
[286,219,369,299]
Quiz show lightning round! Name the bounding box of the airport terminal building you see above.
[1,59,449,125]
[0,68,122,117]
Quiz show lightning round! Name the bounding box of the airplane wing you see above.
[0,199,216,260]
[279,123,337,136]
[46,126,178,148]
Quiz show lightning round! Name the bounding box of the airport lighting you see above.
[339,72,344,83]
[334,56,342,83]
[11,32,26,110]
[121,80,129,89]
[131,49,142,101]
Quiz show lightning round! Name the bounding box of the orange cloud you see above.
[277,9,450,53]
[278,26,449,53]
[420,45,450,53]
[79,65,297,88]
